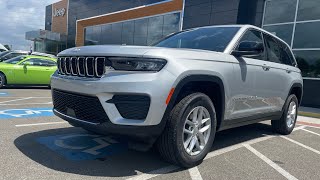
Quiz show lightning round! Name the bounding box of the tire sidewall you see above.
[0,74,5,88]
[174,94,217,167]
[282,94,299,132]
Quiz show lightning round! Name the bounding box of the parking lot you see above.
[0,88,320,180]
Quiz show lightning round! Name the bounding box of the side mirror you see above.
[23,62,31,67]
[232,41,264,57]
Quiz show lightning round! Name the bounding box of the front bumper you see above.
[51,69,176,127]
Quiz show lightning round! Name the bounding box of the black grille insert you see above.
[53,90,109,124]
[107,95,150,120]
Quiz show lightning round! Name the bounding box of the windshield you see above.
[153,27,240,52]
[3,56,26,64]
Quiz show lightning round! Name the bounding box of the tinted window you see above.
[293,21,320,49]
[264,34,282,64]
[236,30,265,60]
[263,24,294,45]
[297,0,320,21]
[154,27,240,52]
[0,53,25,61]
[280,43,296,66]
[21,58,55,66]
[264,0,297,24]
[3,56,25,64]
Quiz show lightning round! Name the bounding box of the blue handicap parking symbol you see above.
[0,92,9,96]
[37,134,128,160]
[0,108,53,119]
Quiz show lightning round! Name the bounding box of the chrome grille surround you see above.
[57,57,107,78]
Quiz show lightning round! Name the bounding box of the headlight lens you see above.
[107,57,167,71]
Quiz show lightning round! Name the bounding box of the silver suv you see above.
[51,25,303,167]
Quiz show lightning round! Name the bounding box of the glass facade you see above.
[84,12,181,46]
[68,0,170,47]
[263,0,320,78]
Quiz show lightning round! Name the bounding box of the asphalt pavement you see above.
[1,87,320,180]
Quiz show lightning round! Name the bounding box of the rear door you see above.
[262,33,296,111]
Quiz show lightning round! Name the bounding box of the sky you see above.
[0,0,58,50]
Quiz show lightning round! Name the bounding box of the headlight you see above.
[108,57,167,72]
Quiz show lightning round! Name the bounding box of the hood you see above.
[58,45,164,57]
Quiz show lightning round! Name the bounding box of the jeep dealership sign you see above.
[53,8,66,17]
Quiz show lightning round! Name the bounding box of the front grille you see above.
[57,57,108,78]
[53,90,109,124]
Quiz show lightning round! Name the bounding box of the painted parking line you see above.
[0,92,9,96]
[282,136,320,155]
[0,108,53,119]
[243,144,298,180]
[0,97,33,104]
[297,121,320,128]
[189,167,203,180]
[37,133,128,160]
[15,122,67,127]
[0,102,52,106]
[127,125,307,180]
[302,129,320,137]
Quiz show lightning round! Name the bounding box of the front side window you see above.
[153,27,240,52]
[236,30,265,60]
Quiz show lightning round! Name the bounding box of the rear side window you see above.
[264,34,282,64]
[264,33,295,66]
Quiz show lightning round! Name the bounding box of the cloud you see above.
[0,0,58,50]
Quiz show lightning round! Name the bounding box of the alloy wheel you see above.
[183,106,211,156]
[286,101,297,128]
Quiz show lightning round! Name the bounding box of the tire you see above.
[271,94,298,135]
[157,93,217,168]
[0,73,6,88]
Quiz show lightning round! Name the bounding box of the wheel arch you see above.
[0,71,7,85]
[164,75,226,131]
[288,83,303,106]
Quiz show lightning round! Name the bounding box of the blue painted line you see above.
[37,133,128,160]
[0,108,53,119]
[0,92,9,96]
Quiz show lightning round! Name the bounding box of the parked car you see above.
[51,25,303,167]
[0,44,8,52]
[0,55,57,88]
[0,50,56,62]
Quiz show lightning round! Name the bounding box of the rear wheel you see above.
[271,94,298,135]
[157,93,217,167]
[0,73,6,88]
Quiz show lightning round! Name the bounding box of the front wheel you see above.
[271,94,298,135]
[157,93,217,167]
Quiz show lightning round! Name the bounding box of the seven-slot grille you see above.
[57,57,107,78]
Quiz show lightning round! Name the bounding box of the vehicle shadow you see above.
[14,122,275,178]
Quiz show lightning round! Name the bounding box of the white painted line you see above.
[243,144,298,180]
[0,97,51,99]
[0,102,52,105]
[126,126,306,180]
[282,136,320,155]
[302,129,320,137]
[189,167,203,180]
[15,122,68,127]
[294,125,307,131]
[0,97,33,104]
[126,165,179,180]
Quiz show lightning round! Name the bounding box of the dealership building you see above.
[26,0,320,107]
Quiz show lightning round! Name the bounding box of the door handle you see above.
[262,64,270,71]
